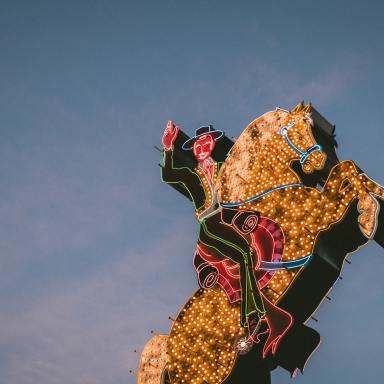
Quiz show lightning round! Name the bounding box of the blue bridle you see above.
[280,122,323,164]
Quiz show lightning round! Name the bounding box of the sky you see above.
[0,0,383,383]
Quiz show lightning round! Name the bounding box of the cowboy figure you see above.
[161,120,266,337]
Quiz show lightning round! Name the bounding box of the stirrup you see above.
[246,315,268,344]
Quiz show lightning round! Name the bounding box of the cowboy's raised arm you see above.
[161,121,192,183]
[160,121,207,212]
[162,120,179,152]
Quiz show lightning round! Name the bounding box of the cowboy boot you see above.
[262,297,294,359]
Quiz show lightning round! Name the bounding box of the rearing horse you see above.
[138,104,384,384]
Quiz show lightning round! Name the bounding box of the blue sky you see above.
[0,1,383,383]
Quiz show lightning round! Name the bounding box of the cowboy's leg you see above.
[202,215,265,319]
[199,214,265,323]
[245,246,265,315]
[198,220,248,325]
[203,214,265,313]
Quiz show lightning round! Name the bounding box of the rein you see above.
[259,254,312,271]
[220,183,304,208]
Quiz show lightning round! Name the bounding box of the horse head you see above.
[280,102,327,174]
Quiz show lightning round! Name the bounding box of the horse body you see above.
[219,105,383,304]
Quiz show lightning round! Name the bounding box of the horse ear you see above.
[291,101,304,113]
[303,103,313,113]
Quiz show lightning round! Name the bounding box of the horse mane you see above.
[217,108,289,203]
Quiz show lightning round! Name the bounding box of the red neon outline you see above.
[162,120,179,151]
[195,244,240,303]
[261,298,294,359]
[193,135,215,161]
[252,217,286,289]
[195,216,285,302]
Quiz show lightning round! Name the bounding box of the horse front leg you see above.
[338,168,384,238]
[358,173,384,200]
[322,160,383,238]
[320,160,360,227]
[354,173,384,238]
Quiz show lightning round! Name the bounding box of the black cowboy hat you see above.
[182,125,224,150]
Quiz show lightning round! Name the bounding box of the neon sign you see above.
[138,103,384,384]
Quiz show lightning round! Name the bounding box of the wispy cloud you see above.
[0,216,197,384]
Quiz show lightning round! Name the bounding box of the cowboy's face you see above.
[193,134,215,161]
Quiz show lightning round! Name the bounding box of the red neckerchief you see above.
[202,158,215,182]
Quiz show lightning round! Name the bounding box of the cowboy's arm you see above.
[160,147,193,183]
[161,121,206,210]
[161,121,194,183]
[160,145,206,211]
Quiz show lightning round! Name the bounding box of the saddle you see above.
[221,207,260,234]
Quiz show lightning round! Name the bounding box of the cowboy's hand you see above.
[162,120,179,151]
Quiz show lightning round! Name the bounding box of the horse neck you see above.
[245,138,301,196]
